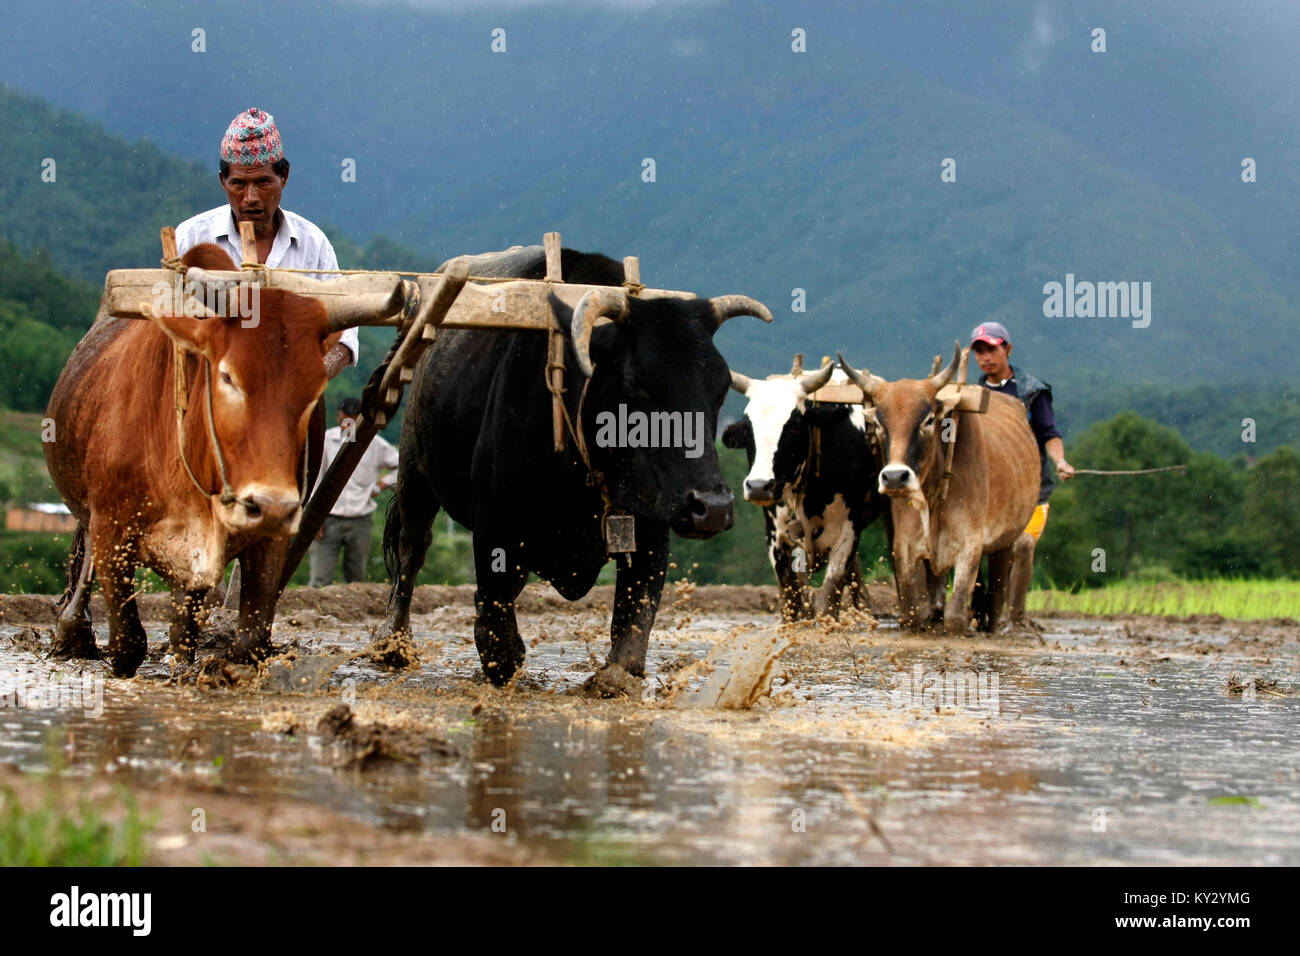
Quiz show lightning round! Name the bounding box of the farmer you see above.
[970,321,1075,623]
[174,107,356,378]
[308,397,399,587]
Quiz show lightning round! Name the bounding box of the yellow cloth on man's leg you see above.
[1024,503,1050,542]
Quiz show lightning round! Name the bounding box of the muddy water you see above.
[1,611,1297,865]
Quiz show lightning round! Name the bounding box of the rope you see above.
[1072,465,1187,476]
[543,317,619,533]
[173,354,235,504]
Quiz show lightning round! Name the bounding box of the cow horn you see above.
[837,352,886,402]
[570,288,629,377]
[798,361,835,395]
[928,341,961,391]
[324,283,410,332]
[730,370,753,394]
[710,295,773,329]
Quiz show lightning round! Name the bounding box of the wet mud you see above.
[1,584,1297,865]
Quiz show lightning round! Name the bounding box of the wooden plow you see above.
[105,227,699,590]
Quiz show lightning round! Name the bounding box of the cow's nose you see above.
[743,478,776,503]
[686,488,734,533]
[880,466,912,490]
[241,491,301,529]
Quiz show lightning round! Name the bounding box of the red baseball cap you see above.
[969,321,1010,347]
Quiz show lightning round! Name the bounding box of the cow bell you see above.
[604,513,637,554]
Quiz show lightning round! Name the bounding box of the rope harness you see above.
[164,257,315,510]
[544,311,631,552]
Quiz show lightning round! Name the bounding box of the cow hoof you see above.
[49,623,101,661]
[582,663,643,700]
[109,647,146,678]
[222,639,273,666]
[481,657,523,688]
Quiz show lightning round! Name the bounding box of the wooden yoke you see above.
[239,220,259,269]
[159,227,188,420]
[937,347,972,503]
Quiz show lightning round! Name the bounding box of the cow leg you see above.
[925,564,948,627]
[987,547,1016,631]
[1006,532,1036,624]
[471,534,529,687]
[51,523,100,660]
[380,467,439,640]
[846,555,868,611]
[587,523,670,698]
[764,510,806,621]
[813,526,858,618]
[943,549,983,634]
[895,556,931,630]
[168,587,208,663]
[92,529,147,678]
[230,537,287,663]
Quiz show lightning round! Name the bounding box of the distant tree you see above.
[1244,445,1300,577]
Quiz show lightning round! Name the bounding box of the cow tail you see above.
[382,493,402,607]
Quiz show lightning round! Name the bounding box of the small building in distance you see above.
[6,502,76,534]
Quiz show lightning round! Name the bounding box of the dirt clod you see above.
[315,704,458,769]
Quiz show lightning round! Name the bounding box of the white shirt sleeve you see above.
[317,239,359,366]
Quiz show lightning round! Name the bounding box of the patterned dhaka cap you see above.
[220,108,284,166]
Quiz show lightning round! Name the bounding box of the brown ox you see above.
[839,345,1039,632]
[44,244,400,676]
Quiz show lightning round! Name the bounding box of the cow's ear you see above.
[721,420,751,449]
[588,321,622,371]
[146,308,209,355]
[320,328,343,357]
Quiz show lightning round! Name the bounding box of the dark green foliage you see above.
[1034,415,1300,587]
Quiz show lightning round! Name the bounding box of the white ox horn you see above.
[729,370,753,394]
[837,351,886,403]
[797,361,835,395]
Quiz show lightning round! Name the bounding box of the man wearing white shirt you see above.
[309,398,400,586]
[174,107,357,376]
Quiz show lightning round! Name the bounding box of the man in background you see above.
[970,321,1074,625]
[309,398,399,587]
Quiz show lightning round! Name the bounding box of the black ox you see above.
[722,362,887,620]
[379,246,771,695]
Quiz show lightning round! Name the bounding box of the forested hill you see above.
[3,0,1299,396]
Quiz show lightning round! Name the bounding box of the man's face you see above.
[220,163,287,231]
[972,340,1012,379]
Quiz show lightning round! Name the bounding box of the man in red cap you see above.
[970,321,1074,624]
[175,107,356,378]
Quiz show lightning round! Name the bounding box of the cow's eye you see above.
[922,413,936,429]
[220,371,236,389]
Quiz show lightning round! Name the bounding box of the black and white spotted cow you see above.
[721,361,887,620]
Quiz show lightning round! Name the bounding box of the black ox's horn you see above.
[570,288,630,378]
[710,295,773,329]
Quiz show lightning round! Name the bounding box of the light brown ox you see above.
[839,345,1039,632]
[44,244,402,676]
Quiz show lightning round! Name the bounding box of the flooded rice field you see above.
[1,584,1297,865]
